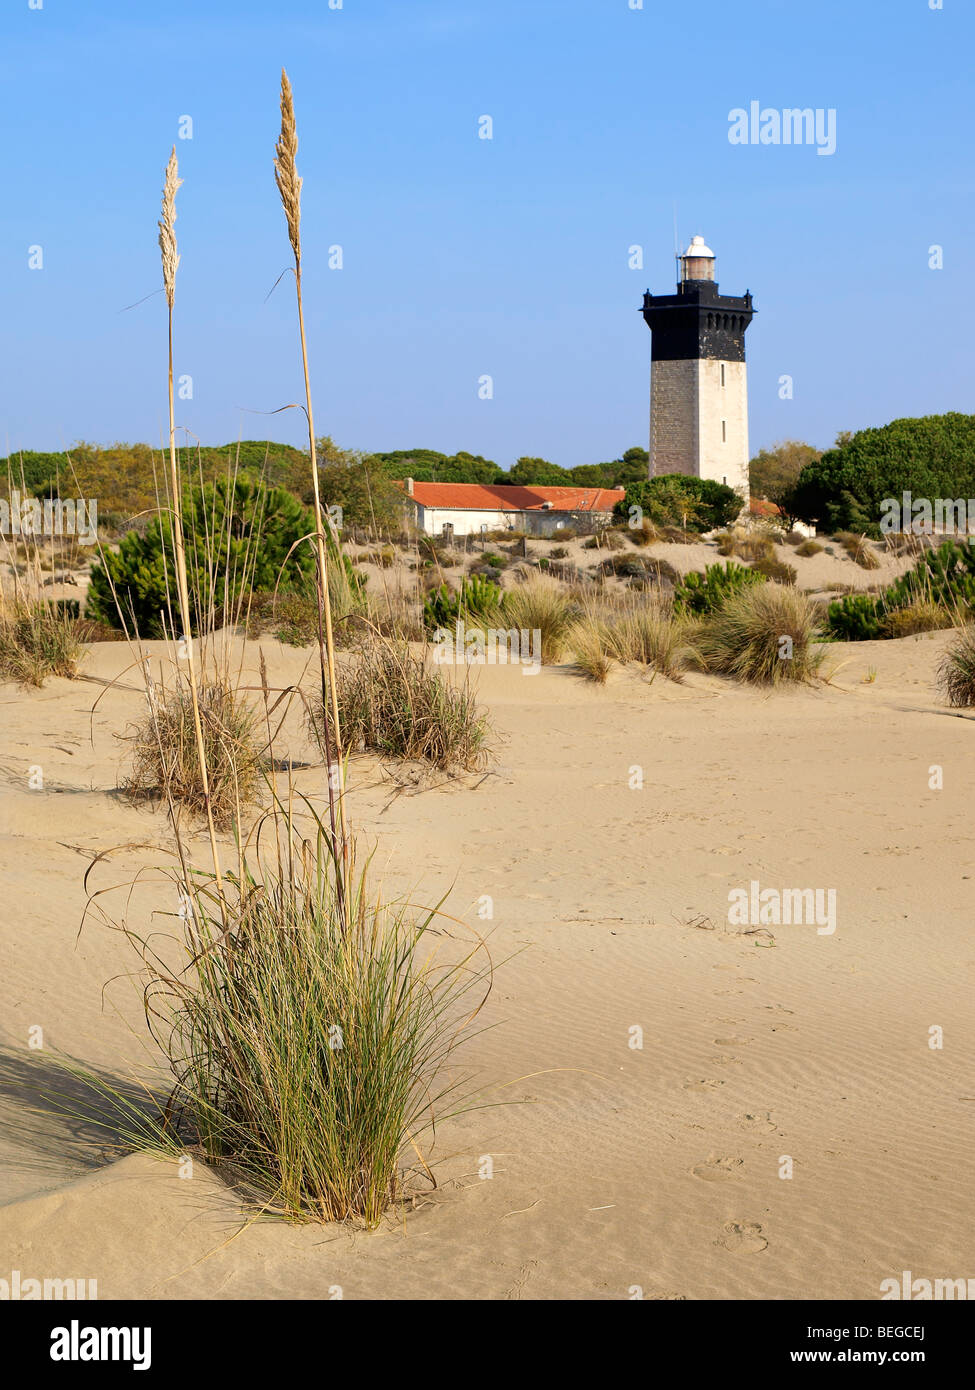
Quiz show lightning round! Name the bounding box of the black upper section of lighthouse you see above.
[642,276,755,363]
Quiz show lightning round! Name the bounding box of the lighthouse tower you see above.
[641,236,754,496]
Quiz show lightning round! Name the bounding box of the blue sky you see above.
[1,0,970,467]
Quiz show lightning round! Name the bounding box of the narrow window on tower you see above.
[720,363,726,388]
[721,419,727,443]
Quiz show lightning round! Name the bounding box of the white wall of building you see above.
[415,506,516,537]
[698,358,749,495]
[650,357,750,497]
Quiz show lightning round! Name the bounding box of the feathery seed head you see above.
[274,68,303,263]
[158,146,182,310]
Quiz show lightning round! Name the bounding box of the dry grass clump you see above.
[309,636,490,773]
[626,518,662,547]
[569,599,700,683]
[367,585,426,642]
[123,679,264,827]
[750,555,797,585]
[604,606,701,680]
[569,619,613,683]
[0,596,83,686]
[881,600,953,639]
[834,531,881,570]
[583,529,626,553]
[698,583,824,686]
[795,539,824,557]
[938,623,975,706]
[737,534,776,562]
[502,575,578,664]
[715,529,776,562]
[357,546,397,569]
[883,531,926,558]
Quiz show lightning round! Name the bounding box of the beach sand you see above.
[1,626,972,1300]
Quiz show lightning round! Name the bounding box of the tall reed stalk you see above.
[275,70,350,922]
[158,149,225,903]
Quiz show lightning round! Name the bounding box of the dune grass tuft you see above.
[0,596,83,686]
[53,74,497,1230]
[569,618,613,683]
[604,605,701,680]
[750,555,797,585]
[698,583,824,686]
[569,598,700,683]
[834,531,881,570]
[938,623,975,707]
[77,826,492,1227]
[123,678,264,827]
[309,636,490,773]
[502,575,578,664]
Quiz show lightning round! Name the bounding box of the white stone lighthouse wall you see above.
[649,359,698,478]
[696,358,750,497]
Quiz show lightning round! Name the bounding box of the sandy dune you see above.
[1,631,973,1300]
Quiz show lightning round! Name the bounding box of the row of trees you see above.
[1,439,652,532]
[749,416,975,533]
[8,416,974,537]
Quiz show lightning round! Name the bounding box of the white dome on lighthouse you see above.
[684,235,714,258]
[680,234,716,283]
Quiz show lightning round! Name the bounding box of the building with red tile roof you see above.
[397,479,625,537]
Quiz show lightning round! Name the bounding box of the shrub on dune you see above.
[881,601,952,639]
[673,560,764,616]
[834,531,881,570]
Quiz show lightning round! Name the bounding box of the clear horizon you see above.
[3,0,971,467]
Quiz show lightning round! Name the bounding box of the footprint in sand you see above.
[737,1110,776,1133]
[691,1155,743,1182]
[682,1077,725,1091]
[718,1221,768,1254]
[709,1055,743,1067]
[714,1036,751,1047]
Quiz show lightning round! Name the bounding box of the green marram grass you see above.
[73,823,492,1227]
